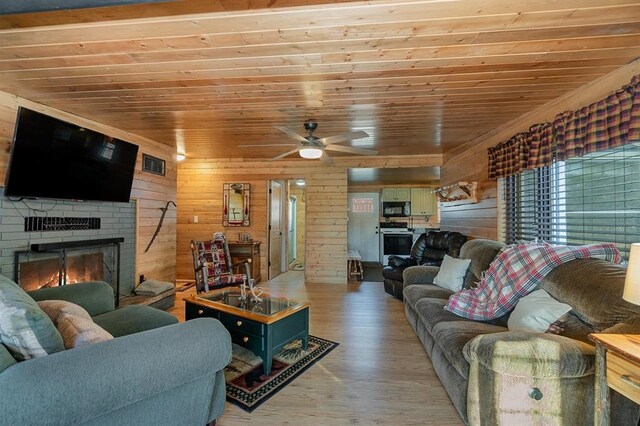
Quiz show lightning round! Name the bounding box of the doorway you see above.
[288,179,306,271]
[347,192,380,262]
[268,180,286,280]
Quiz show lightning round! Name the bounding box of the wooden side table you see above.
[590,334,640,426]
[228,241,261,284]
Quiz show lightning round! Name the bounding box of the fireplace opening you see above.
[18,252,105,292]
[14,238,123,305]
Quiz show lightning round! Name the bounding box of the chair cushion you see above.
[134,280,175,296]
[0,275,64,361]
[93,305,178,338]
[410,233,428,259]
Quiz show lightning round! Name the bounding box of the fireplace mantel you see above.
[31,237,124,252]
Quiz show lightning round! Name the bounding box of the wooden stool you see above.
[348,250,363,281]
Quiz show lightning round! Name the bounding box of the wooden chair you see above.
[191,232,251,293]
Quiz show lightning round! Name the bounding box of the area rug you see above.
[225,335,339,412]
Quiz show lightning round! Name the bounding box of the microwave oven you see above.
[382,201,411,217]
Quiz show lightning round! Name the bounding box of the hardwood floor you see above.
[169,272,462,425]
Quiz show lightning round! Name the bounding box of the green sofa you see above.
[0,277,232,425]
[403,239,640,425]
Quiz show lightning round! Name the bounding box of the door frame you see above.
[268,179,287,279]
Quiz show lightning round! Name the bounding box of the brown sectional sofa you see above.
[403,238,640,425]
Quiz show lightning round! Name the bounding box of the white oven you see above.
[380,228,414,265]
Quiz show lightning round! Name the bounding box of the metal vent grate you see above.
[142,153,165,176]
[25,217,101,232]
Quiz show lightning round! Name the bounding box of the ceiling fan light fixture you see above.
[299,147,323,159]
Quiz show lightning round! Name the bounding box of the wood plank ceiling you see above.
[0,0,639,163]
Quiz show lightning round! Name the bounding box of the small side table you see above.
[589,333,640,426]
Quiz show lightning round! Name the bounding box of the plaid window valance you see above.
[488,75,640,179]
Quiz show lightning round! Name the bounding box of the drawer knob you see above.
[197,309,204,315]
[237,320,243,326]
[243,336,249,343]
[528,388,543,400]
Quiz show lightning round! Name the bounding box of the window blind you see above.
[500,142,640,259]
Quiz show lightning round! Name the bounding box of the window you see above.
[500,143,640,258]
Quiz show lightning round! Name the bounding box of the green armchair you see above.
[0,278,232,425]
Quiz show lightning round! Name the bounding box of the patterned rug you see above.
[225,335,339,412]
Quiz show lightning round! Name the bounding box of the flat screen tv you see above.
[4,108,139,202]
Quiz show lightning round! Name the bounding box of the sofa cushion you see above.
[93,305,178,337]
[404,285,454,307]
[0,344,16,372]
[459,239,506,289]
[541,258,640,331]
[0,275,64,361]
[431,321,507,379]
[414,298,470,333]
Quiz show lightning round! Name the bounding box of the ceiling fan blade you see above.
[274,126,309,144]
[318,130,369,145]
[324,145,378,156]
[238,143,297,148]
[320,150,333,165]
[270,147,301,161]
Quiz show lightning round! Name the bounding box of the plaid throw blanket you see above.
[444,242,622,320]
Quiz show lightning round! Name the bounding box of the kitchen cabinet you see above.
[228,241,261,284]
[381,188,411,202]
[410,188,437,216]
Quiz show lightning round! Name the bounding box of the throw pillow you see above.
[508,289,572,333]
[37,300,113,349]
[0,275,64,361]
[37,300,92,323]
[433,255,472,292]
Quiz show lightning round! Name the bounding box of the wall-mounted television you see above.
[4,108,139,202]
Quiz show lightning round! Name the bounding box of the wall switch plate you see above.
[193,215,199,223]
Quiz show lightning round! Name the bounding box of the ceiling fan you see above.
[239,120,377,164]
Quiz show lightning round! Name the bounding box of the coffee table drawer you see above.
[185,303,218,320]
[231,330,264,354]
[218,311,264,335]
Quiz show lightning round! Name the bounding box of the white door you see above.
[347,192,380,262]
[269,180,285,279]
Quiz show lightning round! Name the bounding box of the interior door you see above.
[347,192,380,262]
[269,180,284,279]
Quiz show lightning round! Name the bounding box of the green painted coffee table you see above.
[185,290,309,375]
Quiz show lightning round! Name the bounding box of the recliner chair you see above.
[382,230,467,300]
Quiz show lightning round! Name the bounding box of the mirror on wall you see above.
[223,183,250,227]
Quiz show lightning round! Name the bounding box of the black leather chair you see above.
[382,230,467,300]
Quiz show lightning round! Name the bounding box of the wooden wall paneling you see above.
[177,160,348,284]
[0,91,177,285]
[439,59,640,240]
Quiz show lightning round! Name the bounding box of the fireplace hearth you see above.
[14,238,124,306]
